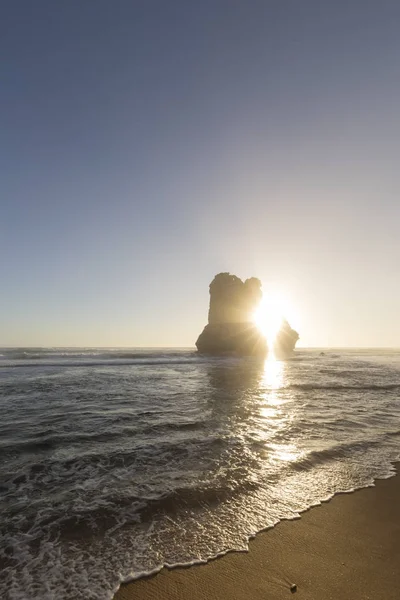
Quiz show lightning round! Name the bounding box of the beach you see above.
[115,464,400,600]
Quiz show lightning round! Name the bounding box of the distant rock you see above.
[275,318,299,357]
[195,272,299,356]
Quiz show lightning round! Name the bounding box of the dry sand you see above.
[114,464,400,600]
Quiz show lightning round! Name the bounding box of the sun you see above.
[253,292,285,345]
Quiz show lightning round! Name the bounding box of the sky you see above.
[1,1,399,348]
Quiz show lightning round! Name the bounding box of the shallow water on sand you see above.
[1,348,400,599]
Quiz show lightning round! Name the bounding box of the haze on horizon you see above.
[1,1,399,349]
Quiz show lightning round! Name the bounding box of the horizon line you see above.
[1,345,399,350]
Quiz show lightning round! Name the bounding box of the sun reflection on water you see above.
[256,352,303,465]
[255,352,286,438]
[261,351,284,404]
[272,444,301,462]
[259,406,278,419]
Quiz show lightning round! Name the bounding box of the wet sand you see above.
[114,464,400,600]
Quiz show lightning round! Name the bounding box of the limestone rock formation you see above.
[207,273,262,325]
[196,272,299,356]
[275,319,299,357]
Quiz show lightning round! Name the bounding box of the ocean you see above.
[1,347,400,599]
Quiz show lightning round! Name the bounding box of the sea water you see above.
[1,348,399,599]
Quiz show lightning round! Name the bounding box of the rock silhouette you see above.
[275,318,300,356]
[208,273,262,325]
[196,273,299,356]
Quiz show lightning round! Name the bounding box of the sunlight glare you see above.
[253,292,284,345]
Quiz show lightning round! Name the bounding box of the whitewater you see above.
[1,348,399,599]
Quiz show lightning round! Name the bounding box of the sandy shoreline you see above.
[114,463,400,600]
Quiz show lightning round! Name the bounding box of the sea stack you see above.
[195,272,299,356]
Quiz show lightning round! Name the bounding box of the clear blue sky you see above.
[1,1,399,347]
